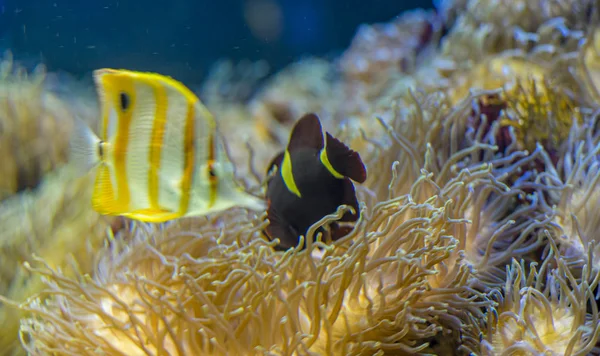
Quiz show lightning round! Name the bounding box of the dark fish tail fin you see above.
[323,133,367,183]
[287,113,325,152]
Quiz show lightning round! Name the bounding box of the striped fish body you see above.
[72,69,264,222]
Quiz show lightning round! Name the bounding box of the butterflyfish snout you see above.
[69,68,265,222]
[264,113,367,249]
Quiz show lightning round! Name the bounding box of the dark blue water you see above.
[0,0,433,85]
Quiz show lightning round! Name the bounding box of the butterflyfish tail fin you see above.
[69,116,102,175]
[323,132,367,183]
[287,113,325,152]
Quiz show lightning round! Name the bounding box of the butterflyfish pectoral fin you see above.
[286,113,325,152]
[322,132,367,183]
[69,116,102,176]
[233,188,267,211]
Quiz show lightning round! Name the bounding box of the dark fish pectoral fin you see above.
[339,178,360,222]
[266,151,285,177]
[287,113,325,152]
[324,133,367,183]
[265,207,300,249]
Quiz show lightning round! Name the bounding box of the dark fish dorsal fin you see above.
[324,133,367,183]
[287,113,325,152]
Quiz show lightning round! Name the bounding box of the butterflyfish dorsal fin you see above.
[322,132,367,183]
[287,113,325,152]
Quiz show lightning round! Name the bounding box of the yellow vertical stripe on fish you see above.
[207,133,218,208]
[281,150,302,198]
[98,72,136,212]
[98,78,110,142]
[148,79,168,210]
[178,101,196,215]
[187,104,215,215]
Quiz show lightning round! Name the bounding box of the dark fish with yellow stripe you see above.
[70,69,265,222]
[264,113,367,249]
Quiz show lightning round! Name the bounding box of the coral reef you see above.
[3,0,600,355]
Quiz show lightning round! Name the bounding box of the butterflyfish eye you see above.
[98,141,104,158]
[207,162,217,180]
[119,92,130,111]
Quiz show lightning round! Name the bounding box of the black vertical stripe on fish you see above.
[264,113,367,250]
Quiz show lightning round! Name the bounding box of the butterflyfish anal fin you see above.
[91,164,125,215]
[322,132,367,183]
[122,208,182,223]
[287,113,325,152]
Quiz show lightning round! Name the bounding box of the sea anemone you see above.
[480,250,600,355]
[531,114,600,287]
[0,52,75,200]
[438,0,593,65]
[0,167,119,355]
[0,52,120,355]
[6,167,496,355]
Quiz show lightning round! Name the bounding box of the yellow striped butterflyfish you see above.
[263,113,367,249]
[70,69,265,222]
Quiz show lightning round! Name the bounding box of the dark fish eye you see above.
[119,92,130,111]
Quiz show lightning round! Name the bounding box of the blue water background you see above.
[0,0,433,85]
